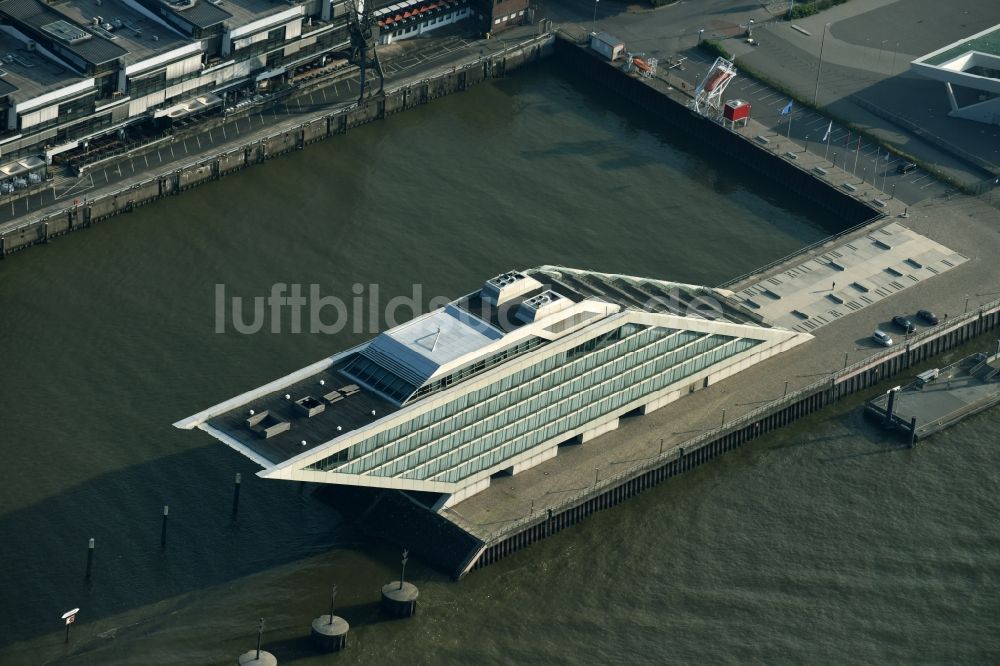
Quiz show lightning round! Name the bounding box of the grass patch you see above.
[700,39,733,61]
[790,0,851,19]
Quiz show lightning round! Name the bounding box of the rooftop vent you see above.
[517,289,571,323]
[293,395,325,418]
[482,270,543,305]
[245,410,290,439]
[41,21,92,44]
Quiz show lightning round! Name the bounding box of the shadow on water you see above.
[0,443,368,650]
[495,59,859,239]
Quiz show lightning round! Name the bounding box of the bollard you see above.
[232,472,242,519]
[85,538,95,579]
[160,505,169,548]
[884,388,898,427]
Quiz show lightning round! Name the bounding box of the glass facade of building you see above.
[307,324,761,484]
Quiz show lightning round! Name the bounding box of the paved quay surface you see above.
[739,222,967,332]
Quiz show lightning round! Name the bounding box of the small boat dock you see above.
[865,351,1000,443]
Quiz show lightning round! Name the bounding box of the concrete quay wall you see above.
[0,34,555,259]
[467,298,1000,575]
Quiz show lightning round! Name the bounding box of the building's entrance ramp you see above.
[735,222,968,332]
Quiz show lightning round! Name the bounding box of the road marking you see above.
[144,154,149,168]
[196,135,202,149]
[170,144,175,158]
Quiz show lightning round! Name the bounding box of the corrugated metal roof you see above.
[164,0,231,29]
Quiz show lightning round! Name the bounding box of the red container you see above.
[723,100,750,121]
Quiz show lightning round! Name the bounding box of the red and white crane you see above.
[691,57,737,115]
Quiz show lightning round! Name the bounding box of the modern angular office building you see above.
[176,267,812,507]
[911,24,1000,126]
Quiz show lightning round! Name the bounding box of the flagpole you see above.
[853,136,861,176]
[813,22,830,105]
[786,108,793,138]
[824,122,832,160]
[873,146,880,190]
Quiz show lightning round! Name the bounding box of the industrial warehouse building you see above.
[0,0,357,165]
[176,267,813,507]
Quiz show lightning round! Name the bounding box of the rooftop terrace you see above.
[206,358,398,466]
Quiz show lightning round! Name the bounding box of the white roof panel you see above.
[366,304,504,386]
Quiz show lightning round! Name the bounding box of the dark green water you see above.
[1,60,997,664]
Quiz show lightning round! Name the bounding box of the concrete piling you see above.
[884,387,898,426]
[85,537,95,579]
[909,416,918,448]
[232,472,242,519]
[381,548,418,618]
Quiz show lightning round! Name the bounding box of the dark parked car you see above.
[917,309,940,325]
[892,315,916,333]
[897,162,918,174]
